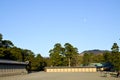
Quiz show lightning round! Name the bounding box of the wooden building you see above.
[0,59,28,77]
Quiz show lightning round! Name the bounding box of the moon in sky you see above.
[83,18,87,23]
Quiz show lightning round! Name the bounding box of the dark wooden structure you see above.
[0,59,28,77]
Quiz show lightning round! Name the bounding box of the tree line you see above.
[0,33,47,71]
[0,33,120,72]
[49,42,120,72]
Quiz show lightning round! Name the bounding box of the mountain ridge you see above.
[80,49,110,56]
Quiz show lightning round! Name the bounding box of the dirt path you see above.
[0,72,119,80]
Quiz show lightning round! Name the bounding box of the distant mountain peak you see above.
[80,49,110,55]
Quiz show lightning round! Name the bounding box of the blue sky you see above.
[0,0,120,57]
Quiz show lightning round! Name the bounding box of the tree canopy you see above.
[49,43,79,67]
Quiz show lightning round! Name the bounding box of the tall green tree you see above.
[36,54,47,71]
[0,34,2,48]
[49,43,64,66]
[31,54,46,71]
[0,33,14,48]
[70,52,80,66]
[0,33,2,41]
[111,43,120,71]
[64,43,79,67]
[111,43,119,52]
[24,50,35,71]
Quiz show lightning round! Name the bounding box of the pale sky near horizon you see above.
[0,0,120,57]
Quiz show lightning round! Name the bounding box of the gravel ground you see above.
[0,72,119,80]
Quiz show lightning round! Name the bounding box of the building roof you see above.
[90,63,103,67]
[0,59,28,65]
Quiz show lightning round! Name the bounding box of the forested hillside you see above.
[80,49,110,55]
